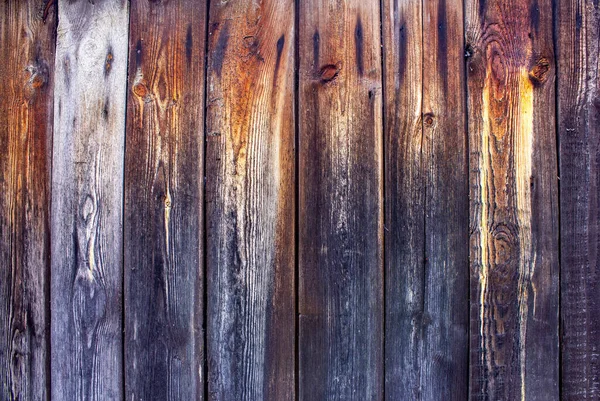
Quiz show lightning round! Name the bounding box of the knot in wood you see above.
[30,72,45,89]
[132,81,150,101]
[319,63,341,83]
[529,58,550,85]
[423,113,435,127]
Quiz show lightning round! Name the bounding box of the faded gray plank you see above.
[51,0,129,399]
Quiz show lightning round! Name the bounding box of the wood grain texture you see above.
[381,0,424,397]
[124,1,206,400]
[466,0,559,399]
[421,0,469,398]
[428,0,470,397]
[383,0,468,398]
[51,0,129,399]
[0,1,55,399]
[298,1,383,400]
[204,0,295,399]
[557,0,600,398]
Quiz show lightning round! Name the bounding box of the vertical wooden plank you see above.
[466,0,560,399]
[205,0,295,399]
[124,1,206,400]
[298,1,383,400]
[383,0,469,397]
[422,0,469,398]
[557,0,600,398]
[0,1,55,399]
[51,0,129,399]
[382,0,425,398]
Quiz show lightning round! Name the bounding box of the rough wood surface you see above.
[1,2,599,399]
[466,0,560,399]
[204,0,295,399]
[0,1,55,399]
[557,0,600,398]
[381,0,424,397]
[298,1,383,400]
[424,0,469,398]
[51,0,129,399]
[421,0,469,398]
[383,0,468,398]
[124,1,206,400]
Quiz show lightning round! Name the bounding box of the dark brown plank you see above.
[423,0,469,398]
[124,1,206,400]
[383,0,469,398]
[466,0,560,398]
[298,1,383,400]
[204,0,295,399]
[0,1,55,399]
[557,0,600,398]
[381,0,424,397]
[51,1,129,399]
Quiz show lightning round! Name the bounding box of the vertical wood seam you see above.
[202,0,212,399]
[462,0,471,396]
[49,2,58,397]
[419,0,426,396]
[379,0,387,398]
[121,3,131,399]
[552,0,563,398]
[292,3,302,388]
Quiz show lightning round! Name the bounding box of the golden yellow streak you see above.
[479,73,491,372]
[515,68,534,401]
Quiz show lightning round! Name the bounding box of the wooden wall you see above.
[0,0,598,400]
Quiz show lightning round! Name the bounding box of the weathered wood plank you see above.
[422,0,469,398]
[205,0,295,399]
[51,1,129,399]
[557,0,600,398]
[382,0,424,398]
[124,1,206,400]
[466,0,560,398]
[0,1,55,399]
[383,0,469,398]
[298,1,383,400]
